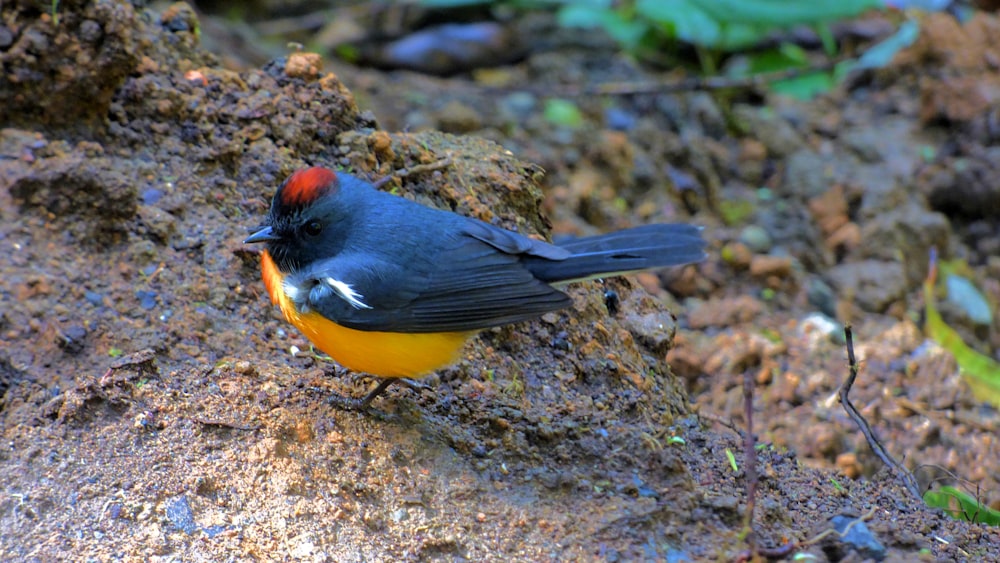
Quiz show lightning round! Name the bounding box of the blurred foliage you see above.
[422,0,924,99]
[924,257,1000,410]
[543,98,585,128]
[923,486,1000,526]
[557,0,882,52]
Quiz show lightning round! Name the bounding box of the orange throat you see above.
[259,250,470,378]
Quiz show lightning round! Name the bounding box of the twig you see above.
[742,371,758,554]
[839,325,922,501]
[191,416,260,431]
[394,157,453,178]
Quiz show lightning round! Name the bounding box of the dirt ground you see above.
[1,2,999,561]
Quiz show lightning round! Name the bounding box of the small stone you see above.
[57,324,88,355]
[749,255,792,279]
[288,533,317,559]
[137,205,177,244]
[620,312,677,356]
[835,452,862,479]
[604,107,637,131]
[0,25,13,49]
[499,92,536,122]
[688,295,764,329]
[721,242,752,269]
[165,495,197,534]
[435,100,482,133]
[828,515,886,561]
[827,260,907,312]
[136,290,158,310]
[739,225,772,253]
[284,52,323,80]
[806,278,837,317]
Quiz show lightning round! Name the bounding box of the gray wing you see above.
[288,222,572,333]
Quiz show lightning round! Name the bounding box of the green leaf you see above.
[543,99,584,128]
[924,270,1000,409]
[693,0,882,27]
[558,4,649,49]
[853,19,921,71]
[636,0,882,50]
[725,448,739,472]
[923,486,1000,526]
[637,0,723,47]
[771,71,836,100]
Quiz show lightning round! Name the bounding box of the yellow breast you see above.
[260,251,471,378]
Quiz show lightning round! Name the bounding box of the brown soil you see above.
[1,3,998,561]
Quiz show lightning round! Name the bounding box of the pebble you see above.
[0,25,12,49]
[165,495,197,534]
[499,92,536,122]
[739,225,772,253]
[284,52,323,80]
[136,290,158,310]
[749,255,792,278]
[945,273,993,326]
[721,242,752,269]
[806,278,837,317]
[85,291,104,306]
[141,188,164,205]
[835,452,862,479]
[829,514,886,561]
[827,260,907,312]
[604,107,637,131]
[435,100,482,133]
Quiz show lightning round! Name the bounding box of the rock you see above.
[499,92,537,122]
[732,104,805,157]
[0,0,142,128]
[739,225,773,253]
[945,273,993,327]
[284,52,323,80]
[783,149,855,199]
[435,100,483,133]
[826,514,887,561]
[620,312,677,356]
[835,452,862,479]
[806,278,838,318]
[688,296,764,329]
[749,255,793,279]
[921,148,1000,220]
[826,260,908,312]
[858,200,950,285]
[165,495,198,534]
[4,146,140,245]
[362,22,523,75]
[721,242,753,270]
[137,205,177,244]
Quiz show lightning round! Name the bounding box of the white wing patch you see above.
[323,277,373,310]
[283,276,373,312]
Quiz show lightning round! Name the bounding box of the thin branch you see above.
[742,371,758,554]
[839,325,922,501]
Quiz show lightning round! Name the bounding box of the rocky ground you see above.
[1,1,998,561]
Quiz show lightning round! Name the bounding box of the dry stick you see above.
[742,370,758,554]
[840,325,923,501]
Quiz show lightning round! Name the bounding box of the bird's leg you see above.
[357,378,397,409]
[327,377,430,411]
[328,378,398,411]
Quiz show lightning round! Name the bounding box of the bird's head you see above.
[245,167,355,272]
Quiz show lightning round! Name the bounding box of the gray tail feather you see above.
[525,224,706,283]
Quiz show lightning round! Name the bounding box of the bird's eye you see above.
[303,220,323,237]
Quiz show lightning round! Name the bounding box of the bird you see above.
[245,166,705,409]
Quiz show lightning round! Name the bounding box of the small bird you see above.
[245,167,705,409]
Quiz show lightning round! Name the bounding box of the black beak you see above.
[244,226,279,244]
